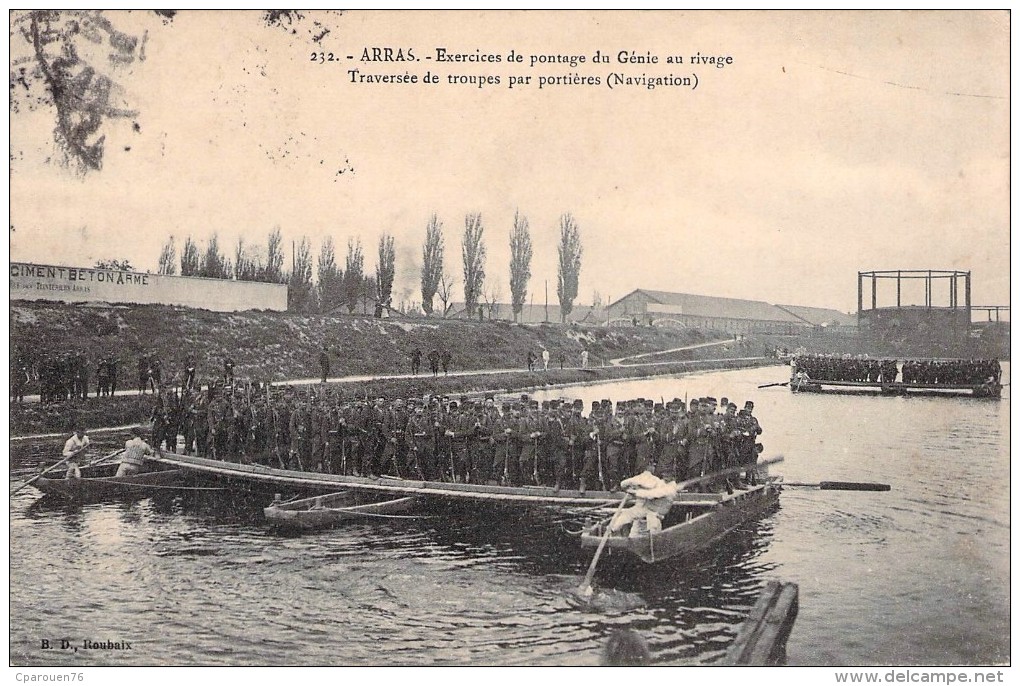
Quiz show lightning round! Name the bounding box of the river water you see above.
[8,365,1010,666]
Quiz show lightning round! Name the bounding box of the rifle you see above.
[532,434,540,485]
[596,430,605,491]
[501,434,510,486]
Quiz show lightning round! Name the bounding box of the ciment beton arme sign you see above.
[11,263,152,293]
[10,262,287,312]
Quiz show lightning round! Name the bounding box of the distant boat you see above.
[264,490,421,531]
[32,462,186,501]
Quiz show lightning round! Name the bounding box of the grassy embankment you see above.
[10,302,775,436]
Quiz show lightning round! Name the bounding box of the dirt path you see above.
[608,338,736,366]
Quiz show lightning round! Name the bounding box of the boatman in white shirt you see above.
[608,470,681,538]
[117,427,155,477]
[62,426,90,479]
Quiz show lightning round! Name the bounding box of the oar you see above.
[757,382,789,389]
[85,448,125,468]
[783,481,890,492]
[577,493,629,598]
[10,451,79,497]
[676,455,785,492]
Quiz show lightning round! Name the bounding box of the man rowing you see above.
[117,427,154,477]
[62,426,90,479]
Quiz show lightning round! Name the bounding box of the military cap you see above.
[501,402,511,412]
[590,400,600,410]
[448,401,458,410]
[520,394,530,402]
[645,399,654,408]
[485,395,495,402]
[601,399,612,407]
[529,400,539,408]
[653,403,664,412]
[720,397,729,405]
[704,397,717,404]
[460,395,469,403]
[744,401,755,409]
[727,402,737,410]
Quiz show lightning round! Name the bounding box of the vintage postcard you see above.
[8,10,1010,677]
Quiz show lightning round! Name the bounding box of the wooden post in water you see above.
[722,580,799,666]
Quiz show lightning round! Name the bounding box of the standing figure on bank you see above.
[319,346,330,383]
[440,349,452,376]
[224,356,235,386]
[541,349,550,371]
[526,351,537,372]
[428,349,441,377]
[410,348,422,376]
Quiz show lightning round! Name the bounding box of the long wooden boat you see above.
[146,452,625,506]
[790,377,1001,398]
[264,491,421,531]
[32,462,186,501]
[579,480,781,564]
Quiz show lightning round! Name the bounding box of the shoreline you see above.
[9,357,779,440]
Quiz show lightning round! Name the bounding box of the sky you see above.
[9,10,1011,314]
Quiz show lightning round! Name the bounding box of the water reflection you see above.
[9,364,1010,665]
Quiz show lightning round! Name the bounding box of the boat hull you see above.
[33,463,186,501]
[580,482,781,564]
[264,491,421,531]
[147,452,625,506]
[790,379,1001,398]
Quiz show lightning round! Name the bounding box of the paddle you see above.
[783,481,890,492]
[85,448,125,468]
[577,493,630,598]
[675,455,785,492]
[757,382,789,389]
[9,446,87,497]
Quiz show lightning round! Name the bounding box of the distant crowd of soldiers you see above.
[792,354,1001,386]
[149,386,763,493]
[10,352,234,404]
[10,352,123,404]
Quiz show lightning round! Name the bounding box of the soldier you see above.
[11,355,29,404]
[410,348,422,376]
[428,349,441,377]
[224,356,235,386]
[406,402,433,481]
[108,357,119,396]
[193,392,210,457]
[288,398,309,470]
[183,357,197,391]
[319,347,330,383]
[440,349,452,375]
[96,358,108,398]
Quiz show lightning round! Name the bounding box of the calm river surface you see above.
[9,364,1010,666]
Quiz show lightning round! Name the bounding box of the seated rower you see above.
[117,427,154,477]
[609,471,681,538]
[62,426,90,479]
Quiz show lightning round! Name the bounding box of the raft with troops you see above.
[789,355,1002,398]
[143,386,778,513]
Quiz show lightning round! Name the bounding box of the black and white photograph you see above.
[8,10,1010,676]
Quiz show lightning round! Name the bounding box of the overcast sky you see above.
[9,10,1010,314]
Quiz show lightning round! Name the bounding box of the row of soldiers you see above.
[9,351,238,404]
[13,353,112,404]
[150,386,763,492]
[900,359,1001,385]
[792,354,898,383]
[793,354,1001,386]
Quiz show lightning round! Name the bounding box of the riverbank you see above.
[10,357,774,437]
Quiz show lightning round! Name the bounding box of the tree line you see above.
[156,212,583,322]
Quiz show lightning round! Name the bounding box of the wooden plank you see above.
[723,581,799,666]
